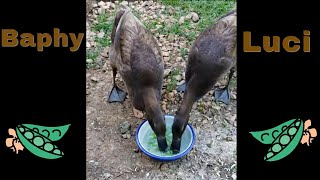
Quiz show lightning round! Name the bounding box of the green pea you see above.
[53,149,61,155]
[34,137,44,147]
[272,143,281,153]
[266,152,273,158]
[19,127,25,133]
[288,127,297,136]
[145,128,174,156]
[280,135,290,145]
[44,143,54,151]
[24,131,33,139]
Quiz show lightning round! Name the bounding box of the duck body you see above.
[108,5,168,151]
[172,9,237,153]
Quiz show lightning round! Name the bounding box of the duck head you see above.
[142,88,168,152]
[171,112,190,153]
[171,90,194,153]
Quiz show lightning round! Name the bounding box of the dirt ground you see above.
[86,1,237,180]
[86,69,237,180]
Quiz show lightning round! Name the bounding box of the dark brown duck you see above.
[172,9,237,153]
[107,5,168,151]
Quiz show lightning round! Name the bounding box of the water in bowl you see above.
[143,123,174,156]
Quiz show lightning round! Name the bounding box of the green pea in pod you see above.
[250,119,305,162]
[15,124,71,159]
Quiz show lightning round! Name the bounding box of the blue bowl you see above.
[135,115,196,161]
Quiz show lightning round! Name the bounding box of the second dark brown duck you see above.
[171,9,237,153]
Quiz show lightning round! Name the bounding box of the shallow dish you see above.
[135,115,196,161]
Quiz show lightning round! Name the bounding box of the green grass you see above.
[160,0,236,41]
[166,68,182,92]
[230,76,237,89]
[144,18,158,30]
[180,47,189,59]
[86,0,236,69]
[86,11,115,68]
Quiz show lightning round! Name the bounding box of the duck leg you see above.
[107,68,128,103]
[213,67,235,105]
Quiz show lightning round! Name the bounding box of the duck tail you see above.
[111,4,130,43]
[213,9,237,56]
[213,10,236,36]
[216,8,236,22]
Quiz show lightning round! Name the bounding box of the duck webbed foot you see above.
[214,67,235,105]
[176,82,186,92]
[107,86,127,103]
[107,68,128,103]
[214,86,231,105]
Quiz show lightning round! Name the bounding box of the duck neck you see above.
[142,88,165,136]
[176,91,196,121]
[143,88,161,116]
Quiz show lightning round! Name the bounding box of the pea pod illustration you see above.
[5,124,71,159]
[250,119,317,162]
